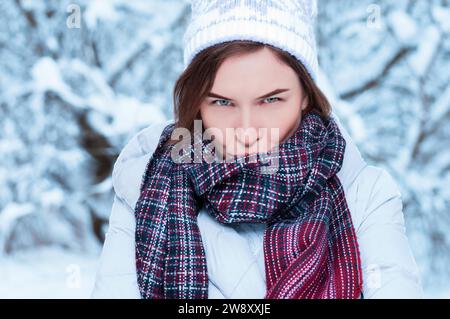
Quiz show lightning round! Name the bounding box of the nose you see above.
[235,106,259,147]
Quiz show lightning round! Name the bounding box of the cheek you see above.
[200,106,230,146]
[200,105,233,128]
[258,103,302,140]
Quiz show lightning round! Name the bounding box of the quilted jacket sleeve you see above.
[90,194,141,298]
[91,195,140,299]
[90,122,172,298]
[356,167,424,298]
[91,121,173,298]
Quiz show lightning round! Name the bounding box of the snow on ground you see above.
[0,245,449,298]
[0,246,100,299]
[431,288,450,299]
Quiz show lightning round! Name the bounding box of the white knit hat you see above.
[183,0,319,81]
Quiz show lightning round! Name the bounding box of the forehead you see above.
[211,48,299,94]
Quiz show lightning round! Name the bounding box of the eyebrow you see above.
[207,88,290,101]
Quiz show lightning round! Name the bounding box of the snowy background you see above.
[0,0,449,298]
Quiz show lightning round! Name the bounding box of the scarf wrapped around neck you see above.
[134,112,363,299]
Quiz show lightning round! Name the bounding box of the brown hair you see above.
[171,40,331,142]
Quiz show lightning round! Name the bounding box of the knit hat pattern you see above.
[183,0,319,81]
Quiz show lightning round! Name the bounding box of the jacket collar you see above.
[331,112,367,190]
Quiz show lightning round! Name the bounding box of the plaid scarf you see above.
[134,112,363,299]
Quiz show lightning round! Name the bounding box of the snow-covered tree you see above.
[0,0,187,255]
[0,0,449,296]
[317,0,450,292]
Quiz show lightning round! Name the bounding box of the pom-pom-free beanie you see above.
[183,0,319,81]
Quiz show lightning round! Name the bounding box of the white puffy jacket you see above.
[90,114,424,299]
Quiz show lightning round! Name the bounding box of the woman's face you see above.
[199,47,308,158]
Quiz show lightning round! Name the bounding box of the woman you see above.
[91,0,423,299]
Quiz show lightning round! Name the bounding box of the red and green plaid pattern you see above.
[134,112,363,299]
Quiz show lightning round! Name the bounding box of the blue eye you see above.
[210,97,282,106]
[263,97,281,104]
[211,99,232,106]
